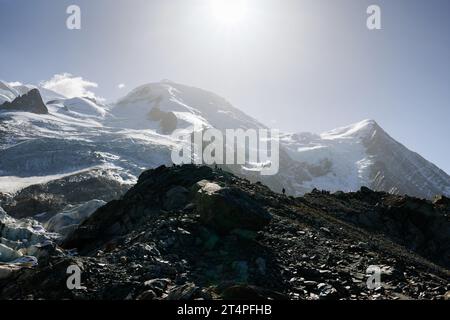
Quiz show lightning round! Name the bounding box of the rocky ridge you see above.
[0,89,48,114]
[0,165,449,300]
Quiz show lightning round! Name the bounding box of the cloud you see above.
[7,81,23,87]
[41,73,101,100]
[118,83,126,89]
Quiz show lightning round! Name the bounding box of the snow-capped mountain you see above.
[1,78,449,266]
[280,120,450,198]
[109,81,266,132]
[0,79,448,202]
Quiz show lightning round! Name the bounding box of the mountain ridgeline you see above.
[0,80,449,202]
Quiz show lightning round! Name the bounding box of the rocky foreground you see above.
[1,165,449,300]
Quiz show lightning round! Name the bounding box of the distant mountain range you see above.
[1,79,449,200]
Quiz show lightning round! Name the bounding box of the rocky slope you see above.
[1,165,449,300]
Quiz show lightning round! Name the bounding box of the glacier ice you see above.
[0,206,59,264]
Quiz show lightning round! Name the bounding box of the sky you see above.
[0,0,449,173]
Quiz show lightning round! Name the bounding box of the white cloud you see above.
[7,81,23,87]
[118,83,126,89]
[41,73,102,100]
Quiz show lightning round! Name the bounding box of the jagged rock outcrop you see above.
[0,89,48,114]
[1,165,449,300]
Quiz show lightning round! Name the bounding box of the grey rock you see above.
[0,89,48,114]
[195,183,272,234]
[166,283,198,300]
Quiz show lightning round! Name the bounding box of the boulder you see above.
[433,195,450,207]
[195,182,272,234]
[166,283,199,300]
[444,291,450,300]
[0,265,21,280]
[163,186,189,211]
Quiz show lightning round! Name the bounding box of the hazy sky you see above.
[0,0,449,173]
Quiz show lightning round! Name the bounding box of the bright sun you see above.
[210,0,249,26]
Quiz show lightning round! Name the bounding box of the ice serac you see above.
[0,206,60,265]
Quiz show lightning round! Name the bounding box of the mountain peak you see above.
[357,119,379,127]
[0,88,48,114]
[112,81,266,131]
[321,119,381,140]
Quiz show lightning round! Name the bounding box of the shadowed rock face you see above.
[0,89,48,114]
[1,165,449,300]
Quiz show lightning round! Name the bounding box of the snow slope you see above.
[110,81,266,132]
[280,120,376,192]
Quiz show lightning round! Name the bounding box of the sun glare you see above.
[210,0,249,26]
